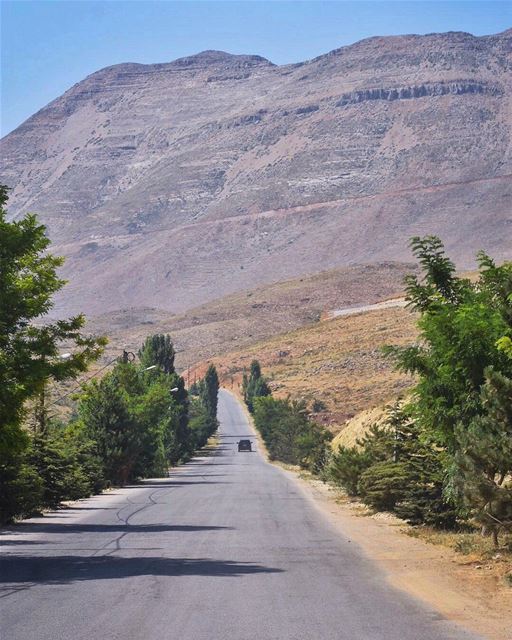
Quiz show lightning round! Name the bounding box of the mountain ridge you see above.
[1,28,510,316]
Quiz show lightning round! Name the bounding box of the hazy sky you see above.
[1,1,511,135]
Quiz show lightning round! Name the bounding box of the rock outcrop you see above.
[336,80,503,106]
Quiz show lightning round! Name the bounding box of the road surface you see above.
[328,297,407,319]
[1,390,480,640]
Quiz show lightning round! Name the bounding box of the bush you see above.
[253,396,330,472]
[312,399,327,413]
[0,455,44,523]
[328,447,371,496]
[358,461,411,511]
[327,424,394,496]
[327,405,457,526]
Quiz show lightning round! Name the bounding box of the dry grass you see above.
[209,305,418,434]
[331,406,390,448]
[406,527,512,586]
[84,262,413,372]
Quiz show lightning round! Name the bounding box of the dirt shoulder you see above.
[283,469,511,640]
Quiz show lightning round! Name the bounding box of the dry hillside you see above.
[85,261,414,370]
[205,305,418,432]
[2,30,510,317]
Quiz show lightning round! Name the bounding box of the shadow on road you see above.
[124,480,230,488]
[60,507,119,511]
[166,473,227,478]
[0,540,49,545]
[184,462,231,466]
[0,555,284,585]
[8,524,233,534]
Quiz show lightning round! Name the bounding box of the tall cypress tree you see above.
[201,364,219,420]
[243,360,271,412]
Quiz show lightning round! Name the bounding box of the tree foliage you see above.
[252,395,331,472]
[385,237,512,451]
[380,237,512,538]
[453,368,512,544]
[327,404,456,527]
[78,346,191,485]
[0,186,106,446]
[138,334,175,374]
[201,364,220,421]
[0,186,106,522]
[242,359,271,412]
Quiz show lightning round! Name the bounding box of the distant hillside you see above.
[86,261,413,371]
[205,303,418,432]
[1,30,511,316]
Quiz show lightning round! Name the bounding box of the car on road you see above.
[237,439,252,452]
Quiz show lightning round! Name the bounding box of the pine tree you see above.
[453,368,512,545]
[79,375,141,485]
[138,334,175,374]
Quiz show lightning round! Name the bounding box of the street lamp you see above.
[49,349,139,409]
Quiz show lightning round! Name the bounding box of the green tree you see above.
[0,455,43,523]
[453,368,512,545]
[243,359,271,412]
[328,446,370,496]
[201,364,219,421]
[327,424,394,497]
[252,396,330,471]
[135,334,189,463]
[79,371,141,485]
[0,185,105,522]
[0,185,106,441]
[138,334,175,374]
[327,406,456,526]
[27,431,93,508]
[385,237,512,451]
[187,397,217,451]
[384,236,512,528]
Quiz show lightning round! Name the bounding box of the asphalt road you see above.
[1,390,481,640]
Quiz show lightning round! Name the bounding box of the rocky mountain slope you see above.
[86,261,413,370]
[1,30,511,316]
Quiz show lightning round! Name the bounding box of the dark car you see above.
[237,439,252,452]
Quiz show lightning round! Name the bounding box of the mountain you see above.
[1,30,511,316]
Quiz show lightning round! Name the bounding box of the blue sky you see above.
[1,1,511,135]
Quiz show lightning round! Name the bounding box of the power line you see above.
[48,356,120,408]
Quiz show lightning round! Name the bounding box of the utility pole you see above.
[120,350,135,364]
[33,353,48,435]
[34,383,47,435]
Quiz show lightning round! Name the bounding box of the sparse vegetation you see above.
[329,237,512,544]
